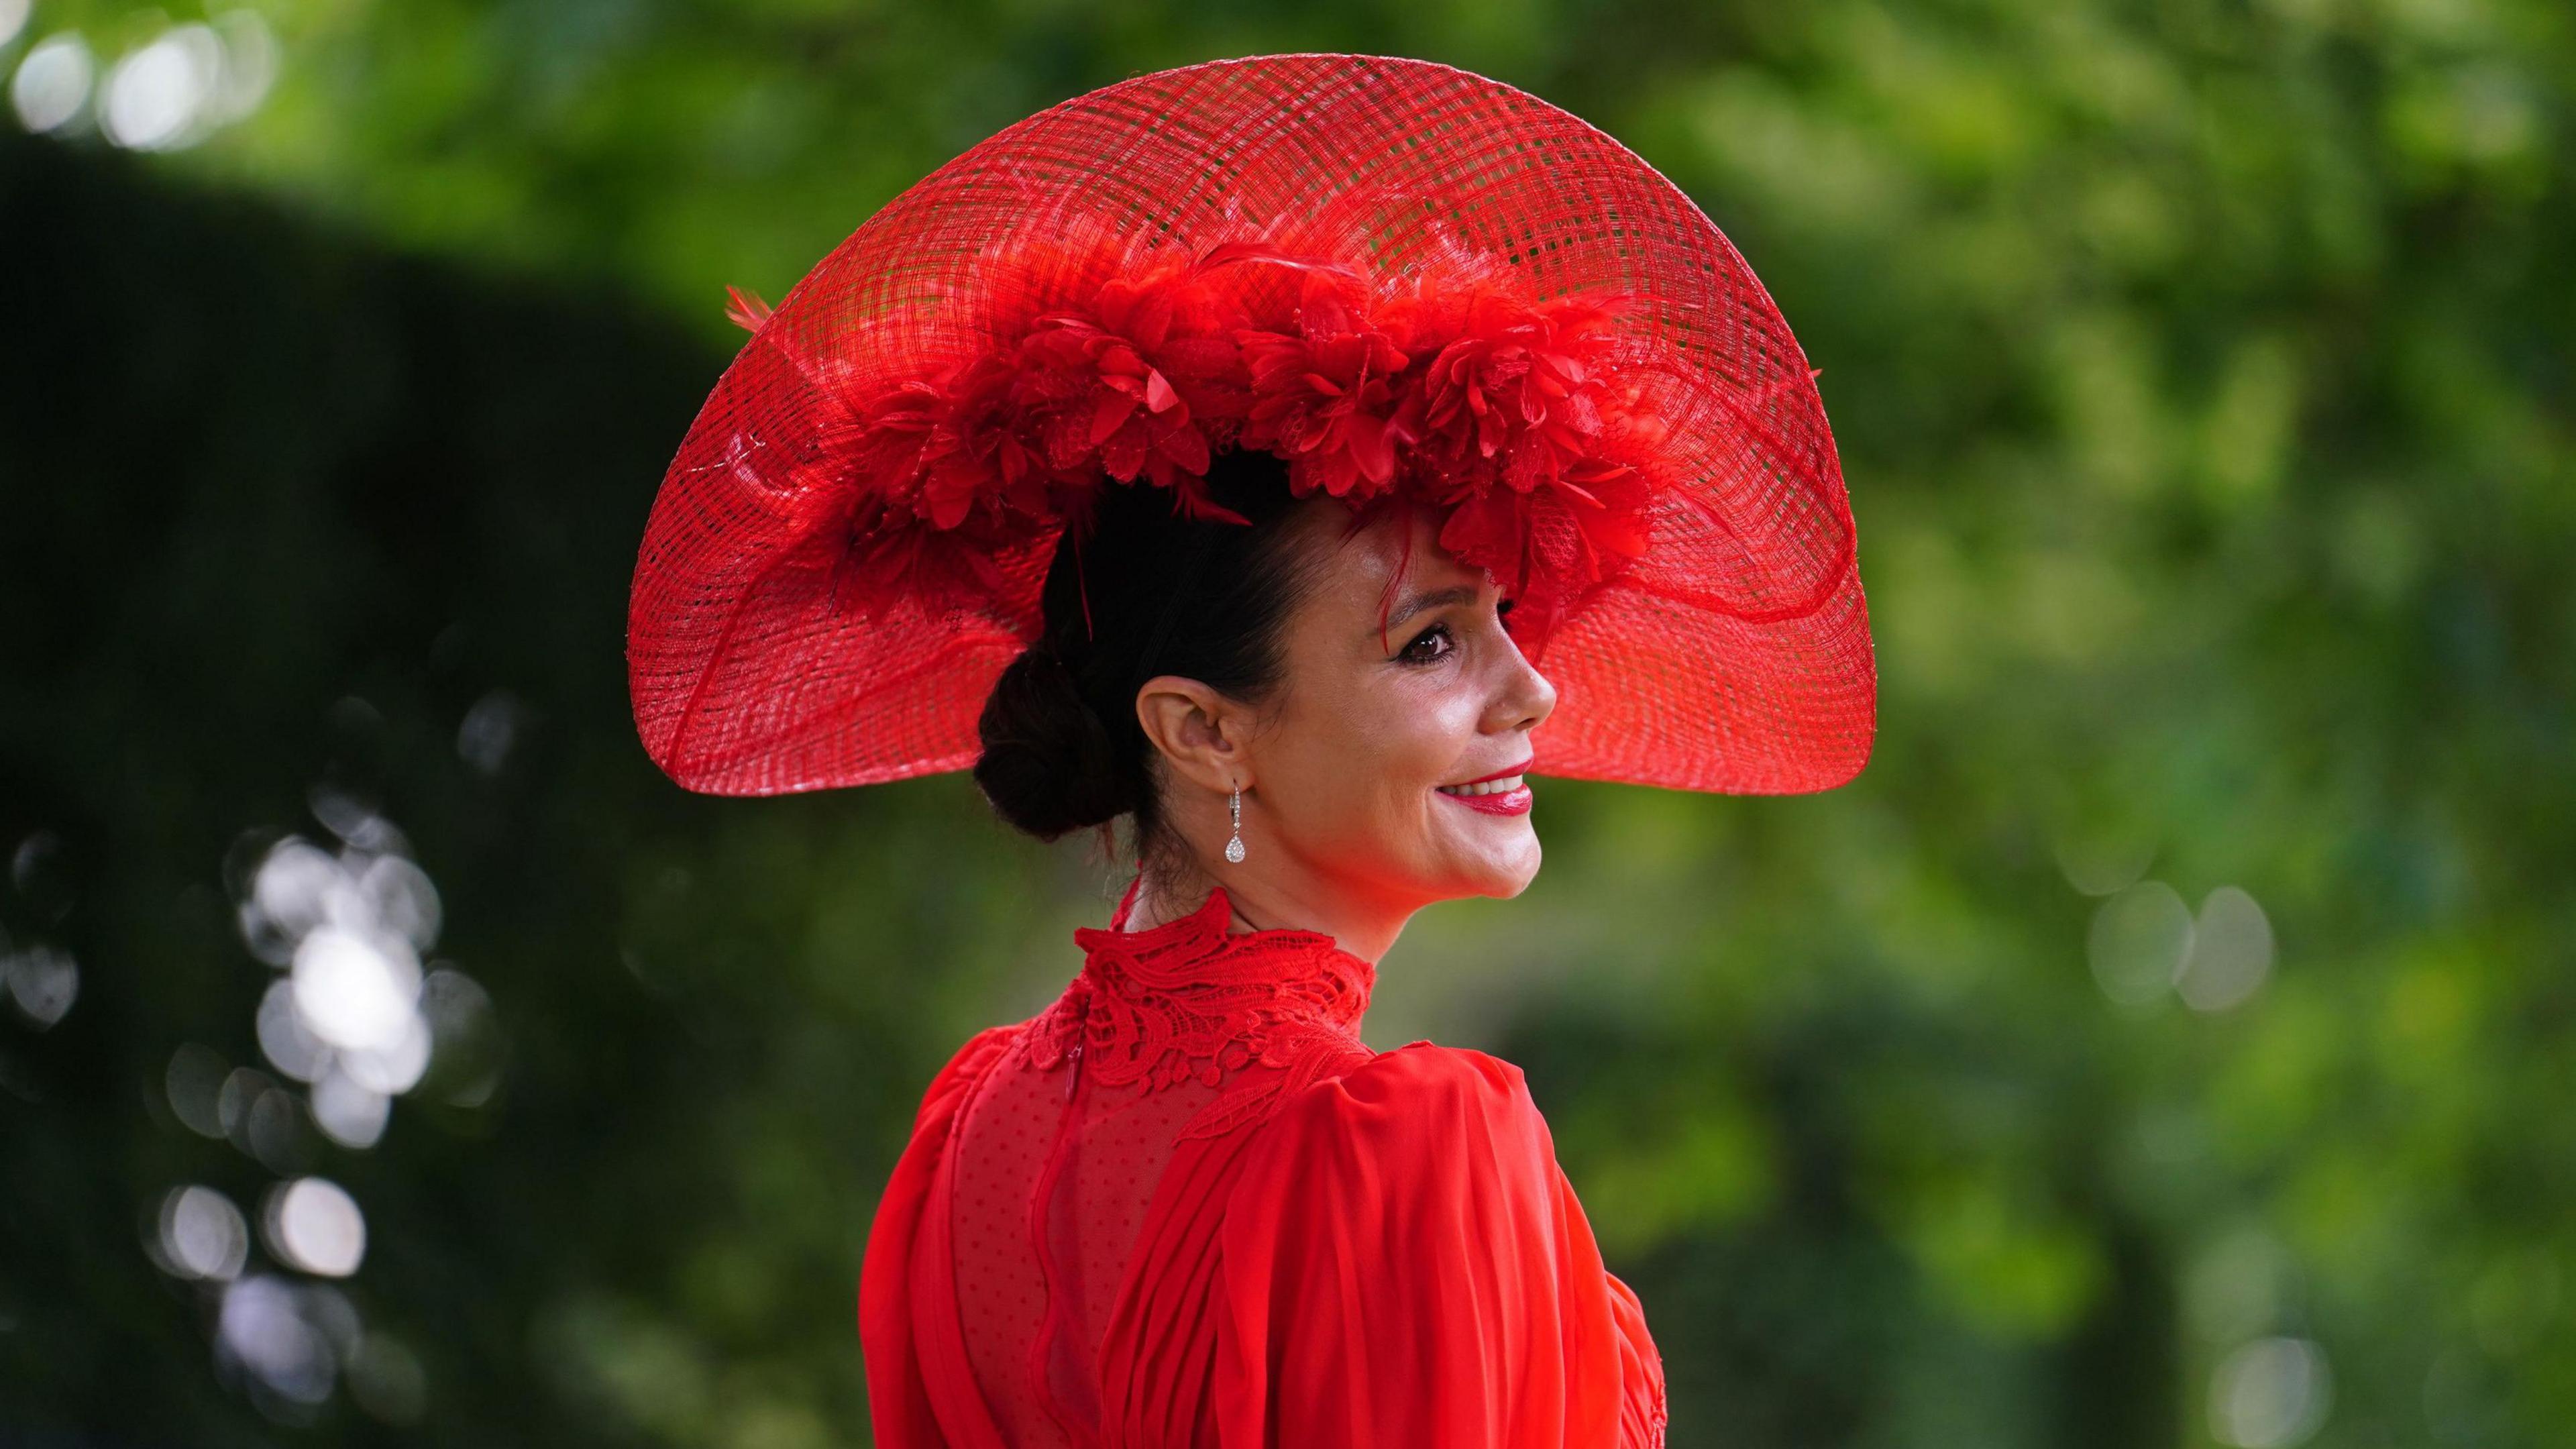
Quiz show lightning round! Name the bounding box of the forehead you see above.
[1281,497,1489,623]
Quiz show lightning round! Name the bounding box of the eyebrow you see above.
[1377,584,1481,635]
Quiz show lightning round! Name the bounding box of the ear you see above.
[1134,675,1255,795]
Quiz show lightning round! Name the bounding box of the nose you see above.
[1493,633,1558,735]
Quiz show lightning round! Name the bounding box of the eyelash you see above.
[1398,601,1510,666]
[1398,623,1457,665]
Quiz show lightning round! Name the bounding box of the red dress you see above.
[859,876,1668,1448]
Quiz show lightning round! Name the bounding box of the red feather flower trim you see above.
[757,231,1663,641]
[1412,290,1627,495]
[1236,268,1419,503]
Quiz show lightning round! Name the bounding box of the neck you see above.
[1124,853,1417,965]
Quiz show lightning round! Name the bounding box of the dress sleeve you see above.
[1211,1042,1668,1449]
[858,1023,1022,1449]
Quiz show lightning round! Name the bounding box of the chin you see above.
[1457,837,1543,901]
[1389,812,1543,904]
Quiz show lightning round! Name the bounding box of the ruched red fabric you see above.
[858,877,1667,1448]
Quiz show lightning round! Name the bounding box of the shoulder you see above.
[1332,1038,1532,1098]
[1289,1040,1550,1142]
[906,1020,1026,1131]
[1228,1042,1560,1226]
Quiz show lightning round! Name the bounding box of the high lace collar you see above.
[1091,874,1372,969]
[1070,875,1376,1036]
[1020,875,1377,1139]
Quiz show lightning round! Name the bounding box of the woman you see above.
[628,54,1872,1448]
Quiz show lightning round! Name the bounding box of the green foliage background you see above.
[1,1,2569,1444]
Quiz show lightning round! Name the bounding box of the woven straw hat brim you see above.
[627,52,1874,797]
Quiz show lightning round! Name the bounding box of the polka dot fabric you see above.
[629,53,1873,800]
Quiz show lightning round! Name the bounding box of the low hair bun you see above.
[973,642,1132,841]
[969,449,1313,857]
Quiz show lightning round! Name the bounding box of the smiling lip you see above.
[1432,757,1537,817]
[1437,784,1534,816]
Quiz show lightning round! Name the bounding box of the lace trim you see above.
[1018,878,1376,1140]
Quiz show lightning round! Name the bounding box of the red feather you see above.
[817,229,1664,628]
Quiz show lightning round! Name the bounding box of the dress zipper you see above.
[1064,981,1088,1102]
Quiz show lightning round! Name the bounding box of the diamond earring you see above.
[1225,784,1246,863]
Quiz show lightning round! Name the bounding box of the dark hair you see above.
[973,448,1320,858]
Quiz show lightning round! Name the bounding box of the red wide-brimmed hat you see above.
[629,53,1873,798]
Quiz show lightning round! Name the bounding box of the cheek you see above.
[1271,682,1478,840]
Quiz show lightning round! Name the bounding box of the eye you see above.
[1397,622,1458,665]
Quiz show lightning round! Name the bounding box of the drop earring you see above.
[1225,784,1246,863]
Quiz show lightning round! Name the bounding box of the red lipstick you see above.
[1433,757,1536,816]
[1438,784,1534,816]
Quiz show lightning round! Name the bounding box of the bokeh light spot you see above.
[101,25,223,151]
[2208,1336,2331,1447]
[3,944,78,1027]
[157,1185,250,1282]
[2088,879,2192,1008]
[266,1177,367,1277]
[10,33,92,134]
[166,1044,231,1138]
[2178,885,2273,1012]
